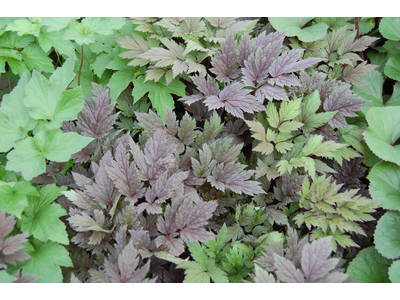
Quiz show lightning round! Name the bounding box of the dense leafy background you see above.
[0,15,399,289]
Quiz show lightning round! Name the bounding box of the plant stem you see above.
[7,68,11,93]
[355,17,364,60]
[78,44,84,86]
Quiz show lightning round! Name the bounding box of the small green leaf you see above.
[368,161,400,211]
[154,251,188,265]
[0,181,39,218]
[269,17,328,42]
[132,75,186,122]
[374,211,400,259]
[384,54,400,81]
[379,17,400,41]
[0,270,17,283]
[38,27,75,57]
[389,260,400,283]
[21,45,55,73]
[0,73,37,152]
[363,106,400,165]
[347,246,392,283]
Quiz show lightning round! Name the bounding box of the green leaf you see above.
[379,17,400,41]
[0,270,16,283]
[19,184,68,244]
[38,27,75,57]
[269,17,328,42]
[0,181,39,218]
[353,70,386,114]
[23,56,85,128]
[0,73,37,152]
[0,47,22,60]
[22,240,73,283]
[389,260,400,283]
[64,17,126,45]
[368,161,400,211]
[154,251,188,265]
[384,54,400,81]
[6,129,93,181]
[347,246,392,283]
[5,18,41,37]
[132,75,186,122]
[178,261,210,283]
[7,57,30,75]
[363,106,400,165]
[40,17,77,32]
[374,211,400,259]
[21,45,55,73]
[108,69,138,102]
[205,223,228,258]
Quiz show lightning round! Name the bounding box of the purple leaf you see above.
[204,82,265,119]
[77,86,120,139]
[301,236,339,282]
[210,35,240,82]
[238,31,252,68]
[2,232,29,255]
[179,94,206,106]
[0,210,16,239]
[273,253,305,283]
[255,84,288,102]
[175,198,218,243]
[207,162,265,196]
[191,74,220,96]
[106,142,145,203]
[323,84,369,128]
[252,31,286,54]
[242,48,271,86]
[268,74,300,87]
[269,49,324,78]
[85,151,118,206]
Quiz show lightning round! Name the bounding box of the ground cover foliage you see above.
[0,17,399,283]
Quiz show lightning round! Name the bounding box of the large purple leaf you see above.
[210,34,240,82]
[207,161,265,196]
[273,253,305,283]
[175,197,218,243]
[204,82,265,119]
[301,236,339,282]
[269,49,324,78]
[106,142,145,203]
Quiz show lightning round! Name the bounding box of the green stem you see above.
[78,44,84,86]
[7,68,11,93]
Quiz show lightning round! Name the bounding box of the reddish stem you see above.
[78,44,84,86]
[355,17,364,60]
